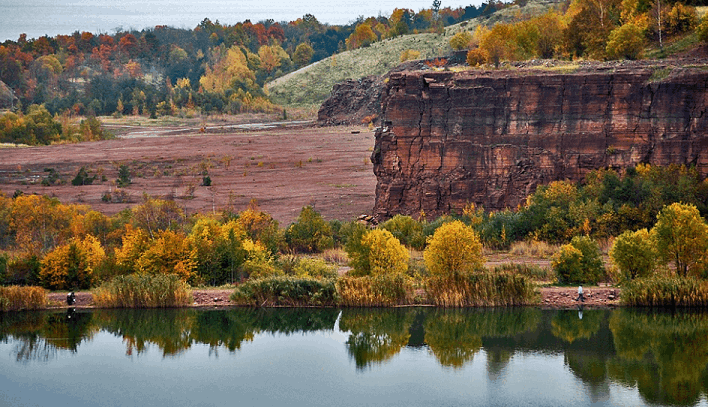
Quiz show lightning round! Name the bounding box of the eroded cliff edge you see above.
[371,65,708,220]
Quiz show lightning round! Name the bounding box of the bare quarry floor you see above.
[0,121,377,224]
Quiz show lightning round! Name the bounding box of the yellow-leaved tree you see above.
[652,202,708,277]
[39,235,105,290]
[347,229,409,276]
[199,45,257,94]
[424,220,484,278]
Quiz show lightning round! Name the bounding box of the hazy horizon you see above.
[0,0,479,42]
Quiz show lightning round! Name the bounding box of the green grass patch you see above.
[231,276,338,306]
[426,272,539,307]
[622,276,708,307]
[0,286,47,311]
[93,274,192,308]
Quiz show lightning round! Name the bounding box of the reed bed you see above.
[230,276,338,306]
[0,286,47,311]
[622,276,708,307]
[93,274,192,308]
[425,272,539,307]
[336,275,413,307]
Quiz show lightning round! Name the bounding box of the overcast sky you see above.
[1,0,481,41]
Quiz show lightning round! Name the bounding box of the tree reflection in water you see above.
[339,308,413,370]
[608,309,708,406]
[3,307,708,406]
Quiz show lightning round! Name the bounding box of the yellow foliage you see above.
[364,229,409,276]
[40,235,105,290]
[10,194,82,254]
[115,224,150,271]
[134,229,196,281]
[424,220,484,278]
[199,46,257,94]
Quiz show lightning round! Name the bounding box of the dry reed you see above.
[93,274,192,308]
[0,286,47,311]
[425,272,539,307]
[336,275,413,307]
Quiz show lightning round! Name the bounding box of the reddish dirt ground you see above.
[0,123,377,225]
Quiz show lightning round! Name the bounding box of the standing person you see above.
[575,286,585,302]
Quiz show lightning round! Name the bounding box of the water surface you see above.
[1,307,707,406]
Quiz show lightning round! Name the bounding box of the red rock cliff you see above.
[371,66,708,219]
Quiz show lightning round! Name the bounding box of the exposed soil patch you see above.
[0,123,377,225]
[540,285,621,309]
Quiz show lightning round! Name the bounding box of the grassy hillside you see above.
[266,0,561,109]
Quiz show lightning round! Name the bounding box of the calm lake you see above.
[1,307,707,407]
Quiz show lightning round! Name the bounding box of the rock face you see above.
[371,66,708,220]
[317,76,383,126]
[0,81,16,110]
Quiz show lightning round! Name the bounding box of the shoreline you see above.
[44,285,622,310]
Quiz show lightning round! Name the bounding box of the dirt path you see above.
[47,286,621,309]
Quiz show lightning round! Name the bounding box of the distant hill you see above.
[266,0,562,109]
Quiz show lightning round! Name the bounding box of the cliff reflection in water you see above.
[2,307,708,405]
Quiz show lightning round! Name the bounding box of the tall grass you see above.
[0,286,47,311]
[426,272,539,307]
[93,274,192,308]
[336,275,413,307]
[509,240,559,257]
[622,276,708,307]
[231,276,338,306]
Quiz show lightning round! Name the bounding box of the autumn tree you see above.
[292,43,314,68]
[552,236,605,284]
[39,235,105,290]
[606,23,645,59]
[346,23,378,50]
[423,221,484,278]
[347,229,409,276]
[609,228,655,280]
[285,206,333,253]
[131,195,184,238]
[652,203,708,277]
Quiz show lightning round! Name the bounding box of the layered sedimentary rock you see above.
[371,66,708,219]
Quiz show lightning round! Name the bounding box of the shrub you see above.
[346,229,409,277]
[293,258,338,279]
[230,276,337,306]
[39,235,105,290]
[6,254,41,286]
[71,166,96,186]
[424,221,484,279]
[0,253,7,285]
[697,17,708,43]
[425,272,538,307]
[93,273,192,308]
[622,276,708,307]
[609,228,656,280]
[380,214,425,250]
[285,206,334,253]
[552,236,605,284]
[449,31,473,50]
[336,274,412,306]
[116,164,131,188]
[0,286,47,311]
[467,48,488,66]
